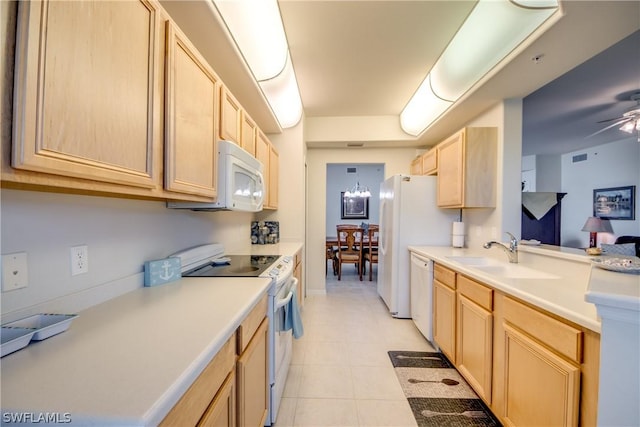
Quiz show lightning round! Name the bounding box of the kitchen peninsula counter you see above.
[408,245,603,332]
[1,276,272,426]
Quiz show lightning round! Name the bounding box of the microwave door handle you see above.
[256,170,265,202]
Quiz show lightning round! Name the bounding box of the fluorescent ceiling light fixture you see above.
[401,0,559,136]
[259,53,303,128]
[214,0,302,129]
[400,75,452,137]
[213,0,288,81]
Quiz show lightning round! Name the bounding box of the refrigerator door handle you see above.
[379,200,387,255]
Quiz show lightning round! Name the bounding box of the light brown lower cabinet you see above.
[433,264,456,362]
[198,370,235,427]
[492,294,597,427]
[161,294,269,427]
[432,263,600,427]
[456,275,493,404]
[160,336,236,426]
[236,318,269,427]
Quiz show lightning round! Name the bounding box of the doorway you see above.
[325,163,384,285]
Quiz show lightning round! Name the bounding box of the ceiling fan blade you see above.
[597,116,625,123]
[586,117,631,138]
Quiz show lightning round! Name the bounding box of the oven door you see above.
[270,276,297,424]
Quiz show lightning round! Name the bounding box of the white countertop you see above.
[408,245,602,332]
[586,264,640,314]
[0,277,272,426]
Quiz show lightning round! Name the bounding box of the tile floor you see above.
[275,264,437,426]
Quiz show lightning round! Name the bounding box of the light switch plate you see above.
[2,252,28,291]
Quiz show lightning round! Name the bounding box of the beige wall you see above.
[305,147,418,294]
[302,101,522,296]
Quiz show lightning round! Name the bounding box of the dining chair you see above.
[363,225,379,281]
[335,226,363,281]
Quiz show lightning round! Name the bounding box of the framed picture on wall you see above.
[341,193,369,219]
[593,185,636,220]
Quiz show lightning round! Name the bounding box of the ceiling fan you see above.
[589,92,640,141]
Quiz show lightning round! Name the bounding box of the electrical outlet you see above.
[2,252,28,291]
[70,245,89,276]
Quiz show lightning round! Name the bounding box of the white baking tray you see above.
[1,327,35,357]
[3,314,78,341]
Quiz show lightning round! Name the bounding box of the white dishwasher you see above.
[410,252,435,343]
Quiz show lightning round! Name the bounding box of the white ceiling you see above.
[162,1,640,154]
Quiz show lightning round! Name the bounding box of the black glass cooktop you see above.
[182,255,280,277]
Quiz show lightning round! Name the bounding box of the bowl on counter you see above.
[585,247,602,256]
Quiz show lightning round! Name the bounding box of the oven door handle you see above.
[275,277,298,309]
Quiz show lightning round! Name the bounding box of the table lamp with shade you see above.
[581,217,613,248]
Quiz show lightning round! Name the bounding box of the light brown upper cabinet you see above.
[436,127,497,208]
[219,86,241,144]
[256,131,278,210]
[410,157,422,175]
[240,112,257,156]
[268,145,279,209]
[421,148,438,176]
[11,0,164,190]
[164,20,219,198]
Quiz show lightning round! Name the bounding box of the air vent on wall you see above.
[346,167,357,174]
[572,153,588,163]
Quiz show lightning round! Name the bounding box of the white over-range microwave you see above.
[167,140,265,212]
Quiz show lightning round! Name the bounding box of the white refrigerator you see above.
[377,175,457,318]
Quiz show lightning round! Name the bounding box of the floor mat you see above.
[388,351,502,427]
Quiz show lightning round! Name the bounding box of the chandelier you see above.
[343,182,371,198]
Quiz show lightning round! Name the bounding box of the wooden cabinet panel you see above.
[198,371,235,427]
[237,295,267,353]
[12,0,163,189]
[500,323,580,427]
[434,264,456,289]
[433,279,456,363]
[502,296,582,363]
[220,86,241,144]
[240,112,257,156]
[161,336,235,426]
[457,275,493,311]
[436,128,497,208]
[436,131,464,207]
[410,157,422,175]
[237,318,269,427]
[256,131,278,210]
[268,145,279,209]
[255,131,270,199]
[456,294,492,403]
[164,20,219,198]
[421,148,437,175]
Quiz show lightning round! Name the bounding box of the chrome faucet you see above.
[483,232,519,263]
